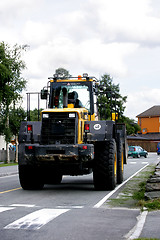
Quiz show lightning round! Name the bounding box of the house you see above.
[136,105,160,135]
[128,106,160,152]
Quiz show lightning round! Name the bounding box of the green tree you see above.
[29,108,43,121]
[9,107,26,136]
[121,116,141,135]
[55,67,71,78]
[97,74,127,120]
[97,73,141,135]
[0,42,27,162]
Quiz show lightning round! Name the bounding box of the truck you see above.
[18,74,127,190]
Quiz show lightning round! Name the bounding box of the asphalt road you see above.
[0,153,159,240]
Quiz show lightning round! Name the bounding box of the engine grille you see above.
[41,112,77,145]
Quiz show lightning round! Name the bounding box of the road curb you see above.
[124,210,148,239]
[0,165,18,177]
[0,172,18,177]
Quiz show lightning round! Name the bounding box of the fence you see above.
[127,139,158,152]
[0,150,16,162]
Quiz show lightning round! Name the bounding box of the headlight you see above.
[43,113,49,118]
[69,113,75,118]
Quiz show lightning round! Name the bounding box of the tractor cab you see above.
[41,74,99,121]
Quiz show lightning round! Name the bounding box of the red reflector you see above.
[85,124,90,132]
[54,96,59,107]
[27,125,32,133]
[83,146,87,150]
[28,146,33,150]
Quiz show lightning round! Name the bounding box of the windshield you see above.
[50,83,90,111]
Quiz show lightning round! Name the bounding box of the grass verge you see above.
[0,162,18,167]
[105,164,160,211]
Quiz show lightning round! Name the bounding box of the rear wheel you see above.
[19,165,44,190]
[93,139,117,190]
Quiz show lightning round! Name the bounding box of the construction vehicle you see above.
[18,74,127,190]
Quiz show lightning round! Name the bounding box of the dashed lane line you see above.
[0,207,15,213]
[10,204,36,208]
[128,162,149,164]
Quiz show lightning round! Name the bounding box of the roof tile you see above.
[136,105,160,117]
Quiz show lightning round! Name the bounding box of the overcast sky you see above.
[1,0,160,119]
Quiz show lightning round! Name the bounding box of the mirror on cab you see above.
[41,89,48,100]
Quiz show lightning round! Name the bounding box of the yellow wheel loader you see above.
[18,74,127,190]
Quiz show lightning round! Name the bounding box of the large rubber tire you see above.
[19,165,44,190]
[93,139,117,190]
[116,136,124,184]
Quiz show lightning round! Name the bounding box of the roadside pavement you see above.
[0,165,160,239]
[122,208,160,239]
[0,164,18,177]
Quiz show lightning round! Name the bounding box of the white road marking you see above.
[94,164,149,208]
[10,204,35,208]
[4,208,70,230]
[57,206,84,209]
[0,207,15,213]
[129,162,136,164]
[125,210,148,239]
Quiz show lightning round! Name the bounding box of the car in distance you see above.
[157,143,160,155]
[128,146,148,158]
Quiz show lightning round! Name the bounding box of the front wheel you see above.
[93,139,117,190]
